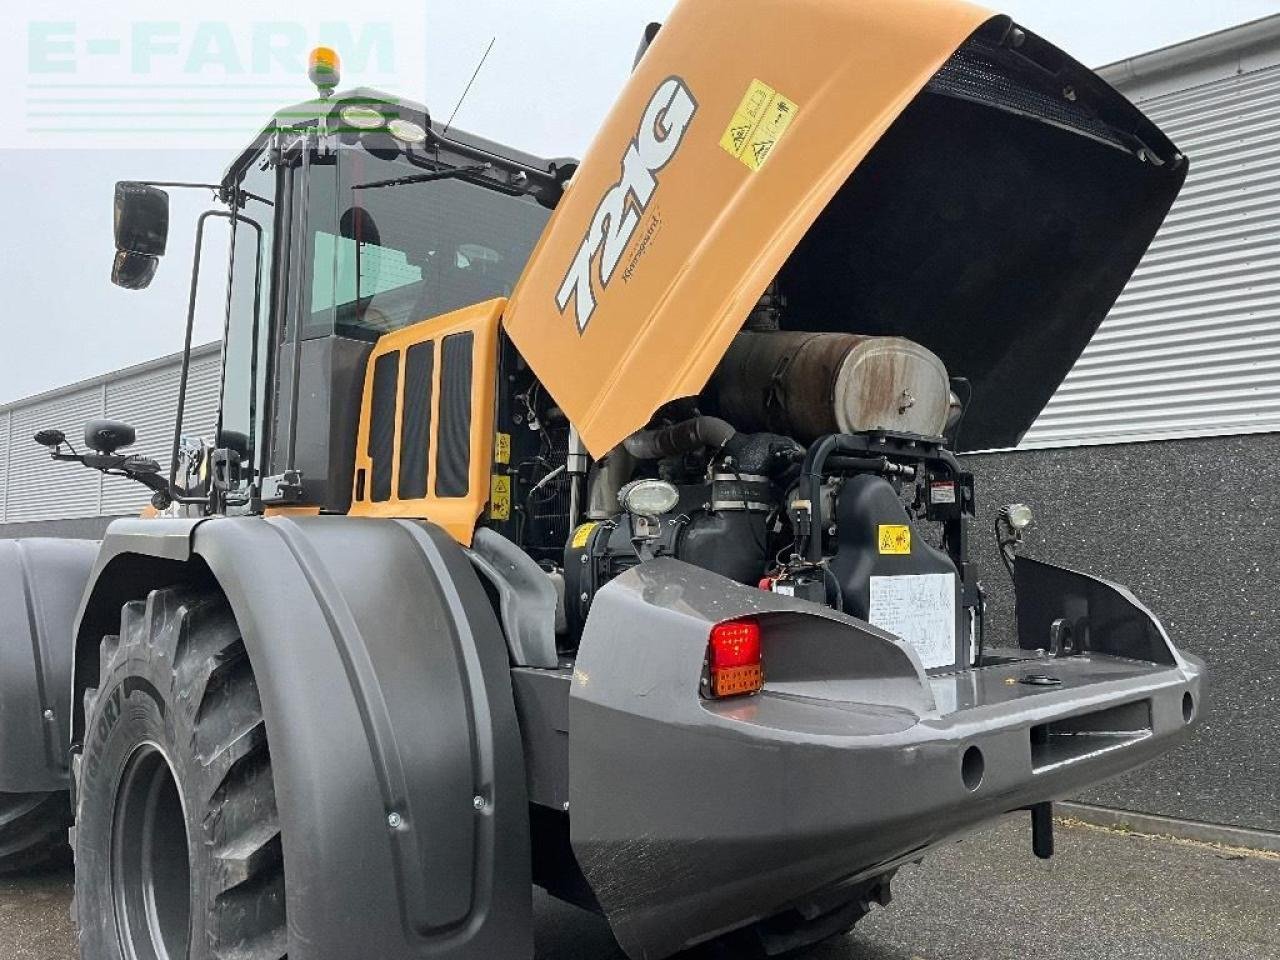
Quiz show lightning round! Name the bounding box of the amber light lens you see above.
[708,619,764,697]
[308,46,341,91]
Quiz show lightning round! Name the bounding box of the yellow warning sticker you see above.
[494,431,511,465]
[878,524,912,555]
[570,522,599,549]
[719,78,799,171]
[490,474,511,521]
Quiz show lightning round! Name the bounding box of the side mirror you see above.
[84,419,136,454]
[33,429,66,448]
[112,181,169,289]
[111,250,160,290]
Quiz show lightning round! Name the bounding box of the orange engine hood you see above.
[504,0,993,457]
[503,0,1185,456]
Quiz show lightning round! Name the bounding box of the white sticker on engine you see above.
[931,482,957,504]
[868,574,956,669]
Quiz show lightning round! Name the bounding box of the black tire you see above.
[74,585,286,960]
[0,790,71,874]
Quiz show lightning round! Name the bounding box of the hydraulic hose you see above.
[622,416,737,460]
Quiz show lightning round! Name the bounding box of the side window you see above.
[310,231,423,333]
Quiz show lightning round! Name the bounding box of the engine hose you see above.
[622,416,737,460]
[825,455,917,478]
[799,434,966,561]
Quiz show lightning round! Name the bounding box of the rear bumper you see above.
[569,559,1204,959]
[707,650,1200,864]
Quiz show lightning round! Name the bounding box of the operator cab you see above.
[98,52,575,517]
[215,85,569,512]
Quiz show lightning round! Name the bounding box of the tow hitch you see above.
[1030,802,1054,859]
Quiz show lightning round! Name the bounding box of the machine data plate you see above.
[869,573,956,669]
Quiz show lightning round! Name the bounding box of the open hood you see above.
[503,0,1186,455]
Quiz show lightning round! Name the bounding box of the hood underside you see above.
[503,0,1186,455]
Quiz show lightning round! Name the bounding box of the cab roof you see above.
[221,86,572,195]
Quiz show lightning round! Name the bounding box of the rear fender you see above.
[70,518,204,748]
[72,515,532,960]
[0,538,97,792]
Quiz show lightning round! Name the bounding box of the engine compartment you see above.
[482,20,1188,673]
[487,292,985,674]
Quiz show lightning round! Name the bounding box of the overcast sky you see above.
[1,0,1277,405]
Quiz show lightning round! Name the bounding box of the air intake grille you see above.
[435,332,474,498]
[928,42,1129,152]
[398,341,435,500]
[368,350,399,502]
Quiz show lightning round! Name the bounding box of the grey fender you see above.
[569,558,931,959]
[1014,555,1187,667]
[72,515,532,960]
[467,527,560,668]
[0,538,98,792]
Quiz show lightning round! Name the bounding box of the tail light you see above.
[705,619,764,698]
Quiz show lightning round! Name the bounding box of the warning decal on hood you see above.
[719,78,799,171]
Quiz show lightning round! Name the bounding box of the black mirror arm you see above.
[96,462,176,503]
[167,209,238,506]
[101,467,176,510]
[46,448,177,503]
[43,437,177,506]
[109,469,171,494]
[140,180,223,197]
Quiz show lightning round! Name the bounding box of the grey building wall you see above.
[1023,16,1280,448]
[970,17,1280,834]
[0,343,220,529]
[967,435,1280,833]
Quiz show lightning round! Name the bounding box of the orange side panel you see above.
[349,298,503,546]
[264,505,322,517]
[502,0,993,457]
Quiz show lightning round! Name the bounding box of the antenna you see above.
[443,37,496,136]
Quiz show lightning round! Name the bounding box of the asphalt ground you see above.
[4,816,1277,960]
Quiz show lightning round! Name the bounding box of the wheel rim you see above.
[111,742,192,960]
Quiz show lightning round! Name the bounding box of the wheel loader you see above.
[0,2,1204,958]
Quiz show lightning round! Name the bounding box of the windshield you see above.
[307,147,552,340]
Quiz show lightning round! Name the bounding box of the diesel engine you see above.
[492,299,985,673]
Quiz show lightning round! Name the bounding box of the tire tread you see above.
[77,584,287,958]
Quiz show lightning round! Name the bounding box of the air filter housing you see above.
[712,330,951,442]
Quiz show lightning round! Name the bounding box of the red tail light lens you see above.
[707,619,763,698]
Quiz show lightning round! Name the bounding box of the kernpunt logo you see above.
[8,3,428,148]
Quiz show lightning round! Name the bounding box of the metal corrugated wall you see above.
[0,346,220,523]
[99,355,221,516]
[6,387,109,522]
[1023,59,1280,448]
[0,411,9,518]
